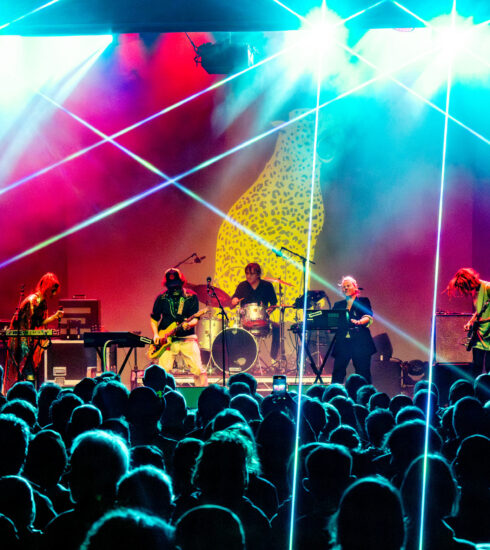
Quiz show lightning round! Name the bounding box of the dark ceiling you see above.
[2,0,489,35]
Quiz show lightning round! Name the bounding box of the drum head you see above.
[211,328,258,372]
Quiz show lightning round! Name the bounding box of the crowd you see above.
[0,364,488,550]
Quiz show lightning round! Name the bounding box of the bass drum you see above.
[211,328,258,373]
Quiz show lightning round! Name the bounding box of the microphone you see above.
[194,255,206,263]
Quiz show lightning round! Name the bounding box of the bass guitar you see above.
[466,299,490,351]
[148,308,208,360]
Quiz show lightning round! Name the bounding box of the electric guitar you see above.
[466,299,490,351]
[148,308,208,360]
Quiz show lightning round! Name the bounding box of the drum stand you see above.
[277,283,288,371]
[207,284,228,386]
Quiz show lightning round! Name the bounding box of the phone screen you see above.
[272,375,287,394]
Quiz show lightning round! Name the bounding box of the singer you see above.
[150,268,208,386]
[4,272,64,392]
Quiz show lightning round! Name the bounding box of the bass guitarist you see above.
[446,267,490,377]
[150,268,208,386]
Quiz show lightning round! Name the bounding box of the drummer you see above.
[230,263,279,361]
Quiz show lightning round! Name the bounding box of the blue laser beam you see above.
[288,5,327,548]
[419,2,457,549]
[0,0,60,31]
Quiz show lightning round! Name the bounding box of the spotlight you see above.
[196,41,254,74]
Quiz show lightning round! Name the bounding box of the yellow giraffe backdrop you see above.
[215,109,325,322]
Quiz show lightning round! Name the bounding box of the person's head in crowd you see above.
[285,443,323,498]
[69,430,129,510]
[389,394,412,418]
[452,396,489,440]
[0,476,35,536]
[448,379,474,405]
[329,396,359,431]
[0,414,29,475]
[395,405,425,425]
[230,394,262,423]
[23,429,67,489]
[319,403,341,440]
[356,384,377,407]
[474,373,490,404]
[329,425,361,451]
[95,372,120,384]
[368,391,390,411]
[74,378,97,404]
[100,418,131,446]
[1,399,37,430]
[216,426,262,476]
[305,384,326,401]
[256,410,296,466]
[50,392,84,439]
[197,384,230,427]
[303,443,354,512]
[365,408,395,449]
[413,380,439,402]
[176,505,245,550]
[165,372,176,391]
[131,444,165,471]
[143,364,167,395]
[322,383,348,402]
[413,389,439,423]
[38,382,61,427]
[117,466,174,521]
[401,454,458,524]
[92,380,129,421]
[67,404,103,442]
[228,372,257,395]
[7,381,37,407]
[126,386,164,428]
[345,373,368,402]
[160,389,187,428]
[385,420,442,485]
[210,408,247,435]
[440,406,455,441]
[302,396,327,436]
[260,391,296,420]
[81,508,174,550]
[172,438,204,495]
[229,381,251,398]
[337,477,405,550]
[193,434,249,502]
[453,434,490,488]
[0,513,19,548]
[353,403,369,434]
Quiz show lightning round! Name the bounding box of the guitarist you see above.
[446,267,490,377]
[150,268,208,387]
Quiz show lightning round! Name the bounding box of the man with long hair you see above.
[445,268,490,377]
[4,272,64,392]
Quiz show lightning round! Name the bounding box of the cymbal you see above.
[267,304,294,309]
[190,284,233,308]
[263,276,293,287]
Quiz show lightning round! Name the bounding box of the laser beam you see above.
[0,0,60,32]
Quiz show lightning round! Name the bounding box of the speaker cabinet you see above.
[43,340,97,386]
[435,314,473,363]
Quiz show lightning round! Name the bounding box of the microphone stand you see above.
[174,253,197,268]
[207,282,228,387]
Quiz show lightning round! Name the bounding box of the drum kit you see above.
[187,277,294,374]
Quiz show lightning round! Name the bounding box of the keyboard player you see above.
[4,273,64,392]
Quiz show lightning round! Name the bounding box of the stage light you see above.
[196,41,254,74]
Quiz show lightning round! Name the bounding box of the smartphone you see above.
[272,375,287,395]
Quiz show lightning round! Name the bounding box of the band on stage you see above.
[2,265,489,391]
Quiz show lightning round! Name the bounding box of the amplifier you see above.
[435,313,473,363]
[43,340,97,386]
[58,298,101,340]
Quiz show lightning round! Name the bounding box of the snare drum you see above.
[211,328,258,372]
[240,303,270,337]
